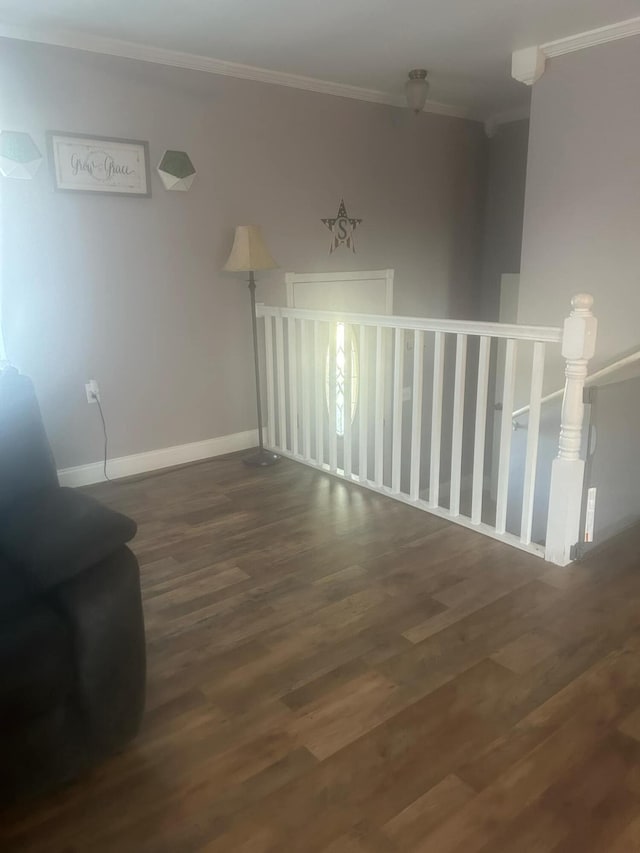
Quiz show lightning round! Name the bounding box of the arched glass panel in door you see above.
[325,322,359,437]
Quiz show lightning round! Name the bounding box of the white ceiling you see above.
[1,0,638,118]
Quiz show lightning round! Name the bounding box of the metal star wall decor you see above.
[321,199,362,253]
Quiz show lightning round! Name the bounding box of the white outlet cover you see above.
[584,487,597,543]
[85,380,100,403]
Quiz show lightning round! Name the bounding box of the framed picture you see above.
[47,132,151,196]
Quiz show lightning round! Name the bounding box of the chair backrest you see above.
[0,369,59,515]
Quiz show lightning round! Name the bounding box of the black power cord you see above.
[90,392,241,487]
[92,393,112,482]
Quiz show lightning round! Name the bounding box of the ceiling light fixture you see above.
[405,69,430,113]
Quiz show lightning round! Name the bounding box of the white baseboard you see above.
[58,429,259,487]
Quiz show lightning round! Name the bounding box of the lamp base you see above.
[243,448,281,467]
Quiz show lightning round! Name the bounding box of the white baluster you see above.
[450,334,468,517]
[343,323,353,478]
[300,319,311,460]
[520,341,546,544]
[264,315,276,449]
[374,325,384,487]
[328,324,338,473]
[471,335,491,524]
[275,314,287,450]
[496,338,518,534]
[545,294,597,565]
[409,330,424,501]
[288,318,299,457]
[359,324,369,482]
[391,328,405,494]
[429,332,445,507]
[314,320,324,466]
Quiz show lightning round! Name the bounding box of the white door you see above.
[285,270,393,314]
[285,270,394,479]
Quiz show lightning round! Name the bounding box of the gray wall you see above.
[0,38,487,469]
[516,37,640,548]
[480,119,529,321]
[519,36,640,376]
[478,119,530,506]
[585,377,640,544]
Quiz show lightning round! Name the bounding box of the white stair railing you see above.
[256,296,595,564]
[512,343,639,421]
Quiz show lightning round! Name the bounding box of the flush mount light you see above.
[405,69,430,113]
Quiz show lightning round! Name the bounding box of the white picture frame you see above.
[48,132,151,196]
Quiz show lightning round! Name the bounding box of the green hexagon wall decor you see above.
[0,131,43,179]
[157,150,196,191]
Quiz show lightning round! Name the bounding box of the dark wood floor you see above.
[3,455,640,852]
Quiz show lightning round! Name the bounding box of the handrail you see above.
[513,348,640,419]
[257,304,563,343]
[257,292,597,564]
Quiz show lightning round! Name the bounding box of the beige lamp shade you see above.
[223,225,278,272]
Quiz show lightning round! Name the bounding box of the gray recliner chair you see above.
[0,367,146,802]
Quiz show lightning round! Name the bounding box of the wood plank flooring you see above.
[2,455,640,852]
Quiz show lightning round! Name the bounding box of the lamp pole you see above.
[245,270,280,466]
[223,225,280,467]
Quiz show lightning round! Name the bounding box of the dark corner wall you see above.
[480,118,530,321]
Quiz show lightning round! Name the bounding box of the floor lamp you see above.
[224,225,281,467]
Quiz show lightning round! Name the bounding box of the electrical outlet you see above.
[85,379,100,404]
[584,487,597,543]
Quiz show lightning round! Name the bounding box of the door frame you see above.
[285,269,394,314]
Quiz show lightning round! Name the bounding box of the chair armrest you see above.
[0,487,137,592]
[53,546,146,753]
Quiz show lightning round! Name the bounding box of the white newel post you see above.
[545,294,597,566]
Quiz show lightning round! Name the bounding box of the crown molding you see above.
[540,15,640,58]
[512,16,640,85]
[511,46,546,86]
[0,22,470,119]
